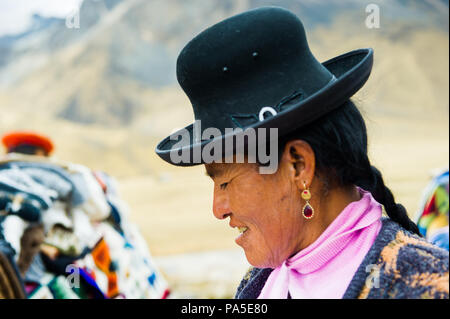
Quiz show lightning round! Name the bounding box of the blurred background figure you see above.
[415,169,449,251]
[0,131,169,299]
[2,131,54,157]
[0,0,448,297]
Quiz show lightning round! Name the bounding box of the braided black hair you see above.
[278,100,421,236]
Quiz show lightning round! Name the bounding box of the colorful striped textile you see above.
[415,169,449,250]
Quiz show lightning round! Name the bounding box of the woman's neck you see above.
[294,185,362,253]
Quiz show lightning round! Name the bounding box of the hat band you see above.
[229,75,337,129]
[259,107,278,122]
[229,90,303,129]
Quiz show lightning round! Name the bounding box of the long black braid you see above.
[278,99,422,236]
[360,165,421,235]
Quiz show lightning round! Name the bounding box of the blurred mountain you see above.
[0,0,448,127]
[0,0,448,178]
[0,0,247,125]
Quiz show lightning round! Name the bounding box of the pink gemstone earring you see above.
[301,181,314,219]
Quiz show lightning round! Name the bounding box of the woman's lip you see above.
[229,221,247,229]
[235,227,250,246]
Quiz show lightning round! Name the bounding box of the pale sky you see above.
[0,0,84,36]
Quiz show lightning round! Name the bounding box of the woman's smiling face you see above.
[206,158,306,268]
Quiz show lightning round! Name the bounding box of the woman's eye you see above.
[220,182,229,190]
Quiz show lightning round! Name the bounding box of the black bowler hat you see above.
[156,6,373,165]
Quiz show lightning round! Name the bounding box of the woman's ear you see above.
[282,140,315,190]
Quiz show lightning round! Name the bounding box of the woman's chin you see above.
[242,248,272,268]
[244,254,263,268]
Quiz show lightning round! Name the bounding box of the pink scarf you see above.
[258,186,382,299]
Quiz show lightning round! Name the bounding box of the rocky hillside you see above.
[0,0,448,175]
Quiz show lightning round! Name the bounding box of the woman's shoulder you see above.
[235,218,448,299]
[347,218,449,299]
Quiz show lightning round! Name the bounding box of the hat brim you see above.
[156,48,373,166]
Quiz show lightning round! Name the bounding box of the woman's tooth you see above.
[238,227,248,234]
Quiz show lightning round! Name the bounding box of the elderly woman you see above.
[155,7,449,299]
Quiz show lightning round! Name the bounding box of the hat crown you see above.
[176,7,334,130]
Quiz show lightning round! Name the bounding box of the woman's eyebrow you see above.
[205,170,214,178]
[205,167,215,178]
[205,166,224,179]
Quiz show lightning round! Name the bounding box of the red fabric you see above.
[2,131,54,154]
[161,288,170,299]
[91,238,111,274]
[422,193,437,217]
[92,171,108,193]
[91,238,119,298]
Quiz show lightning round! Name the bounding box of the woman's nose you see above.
[212,188,231,220]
